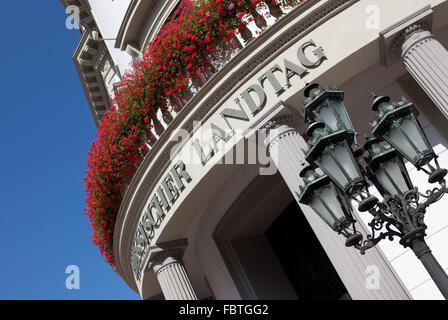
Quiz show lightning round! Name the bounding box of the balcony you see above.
[120,1,307,169]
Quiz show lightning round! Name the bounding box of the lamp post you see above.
[297,83,448,299]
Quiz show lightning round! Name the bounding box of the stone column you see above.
[380,8,448,119]
[260,108,411,300]
[401,28,448,119]
[147,240,197,300]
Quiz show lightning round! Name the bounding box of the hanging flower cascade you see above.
[83,0,304,269]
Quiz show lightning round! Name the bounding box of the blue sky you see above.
[0,2,139,299]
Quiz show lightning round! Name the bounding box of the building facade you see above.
[63,0,448,300]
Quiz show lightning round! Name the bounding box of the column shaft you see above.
[402,30,448,119]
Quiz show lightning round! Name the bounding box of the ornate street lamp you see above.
[297,83,448,299]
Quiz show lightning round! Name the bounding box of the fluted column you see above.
[261,110,411,300]
[264,115,304,189]
[380,8,448,120]
[147,240,197,300]
[401,28,448,119]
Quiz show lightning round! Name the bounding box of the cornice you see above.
[60,0,96,30]
[112,0,360,294]
[64,0,107,126]
[73,32,111,127]
[73,32,101,126]
[60,0,90,11]
[115,0,163,51]
[93,46,109,72]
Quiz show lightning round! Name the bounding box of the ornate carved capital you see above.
[263,115,297,132]
[263,115,299,149]
[145,239,188,274]
[147,249,184,275]
[389,22,432,59]
[380,6,433,67]
[400,29,436,60]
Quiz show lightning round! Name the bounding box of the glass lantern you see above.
[305,122,365,195]
[370,96,435,169]
[303,83,355,135]
[364,137,413,197]
[297,163,354,232]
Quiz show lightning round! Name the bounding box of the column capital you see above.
[380,6,433,67]
[242,101,304,152]
[401,29,436,59]
[146,239,188,274]
[263,114,297,132]
[263,114,300,153]
[243,101,302,137]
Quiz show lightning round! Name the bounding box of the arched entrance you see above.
[208,169,409,300]
[213,173,349,299]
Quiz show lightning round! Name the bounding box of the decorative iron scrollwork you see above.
[354,180,446,254]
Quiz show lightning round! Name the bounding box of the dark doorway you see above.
[266,201,350,300]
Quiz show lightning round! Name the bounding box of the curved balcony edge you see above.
[112,0,360,295]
